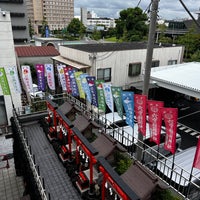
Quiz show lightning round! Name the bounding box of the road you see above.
[177,100,200,150]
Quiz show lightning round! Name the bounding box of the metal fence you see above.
[16,92,200,199]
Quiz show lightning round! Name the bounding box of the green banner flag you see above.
[111,86,124,118]
[95,80,106,112]
[74,71,85,99]
[0,67,11,95]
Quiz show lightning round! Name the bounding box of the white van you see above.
[156,146,200,199]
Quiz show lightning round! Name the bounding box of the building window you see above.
[128,63,141,77]
[97,68,111,82]
[151,60,160,68]
[168,60,177,65]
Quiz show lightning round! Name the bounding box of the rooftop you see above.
[15,46,60,57]
[63,42,180,53]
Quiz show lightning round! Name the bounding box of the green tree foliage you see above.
[115,7,148,41]
[176,28,200,60]
[40,17,48,37]
[67,18,86,38]
[28,19,34,39]
[91,28,102,40]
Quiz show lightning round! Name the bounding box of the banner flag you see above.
[111,86,124,119]
[147,100,164,144]
[21,65,33,93]
[0,67,11,95]
[45,64,55,90]
[86,76,98,107]
[102,83,114,113]
[193,138,200,169]
[80,73,92,103]
[57,64,67,91]
[68,69,79,97]
[134,94,147,136]
[122,91,134,128]
[162,107,178,154]
[36,64,45,91]
[95,80,106,112]
[64,66,72,94]
[74,71,85,99]
[7,66,22,94]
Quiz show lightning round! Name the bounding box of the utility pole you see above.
[136,0,160,161]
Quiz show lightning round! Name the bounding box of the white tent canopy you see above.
[150,62,200,99]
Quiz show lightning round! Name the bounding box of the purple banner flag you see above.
[36,64,45,91]
[122,91,134,128]
[86,76,98,107]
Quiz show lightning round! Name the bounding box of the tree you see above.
[40,17,48,37]
[28,19,34,39]
[116,7,148,41]
[67,18,86,38]
[176,28,200,60]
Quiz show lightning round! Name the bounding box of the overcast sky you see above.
[74,0,200,20]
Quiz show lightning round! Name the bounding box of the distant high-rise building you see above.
[26,0,74,34]
[0,0,30,44]
[80,7,87,26]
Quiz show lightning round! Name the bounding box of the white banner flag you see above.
[57,64,67,91]
[102,83,114,113]
[45,64,55,90]
[21,65,33,93]
[7,66,22,94]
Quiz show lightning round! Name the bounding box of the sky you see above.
[74,0,200,20]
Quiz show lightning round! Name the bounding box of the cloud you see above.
[74,0,200,20]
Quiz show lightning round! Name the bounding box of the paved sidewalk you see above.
[0,135,25,200]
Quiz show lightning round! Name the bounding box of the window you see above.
[151,60,160,68]
[97,68,111,82]
[168,60,177,65]
[128,63,141,77]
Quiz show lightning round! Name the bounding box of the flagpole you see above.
[169,153,176,184]
[186,166,194,197]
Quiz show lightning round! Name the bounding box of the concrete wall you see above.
[59,45,184,89]
[0,11,22,125]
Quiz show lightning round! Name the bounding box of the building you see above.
[87,17,116,30]
[80,7,87,27]
[0,10,22,126]
[52,42,184,91]
[0,0,30,44]
[25,0,74,34]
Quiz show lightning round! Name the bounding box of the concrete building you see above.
[0,0,30,44]
[26,0,74,34]
[80,7,87,27]
[52,42,184,90]
[0,10,22,126]
[87,17,116,30]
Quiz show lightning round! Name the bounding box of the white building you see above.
[87,17,116,29]
[0,10,22,126]
[52,42,184,90]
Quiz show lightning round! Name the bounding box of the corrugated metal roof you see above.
[150,62,200,98]
[15,46,60,57]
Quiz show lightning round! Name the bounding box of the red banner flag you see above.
[162,107,178,154]
[134,94,147,136]
[64,66,72,94]
[148,100,164,145]
[193,138,200,169]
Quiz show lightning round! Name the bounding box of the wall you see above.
[59,45,184,89]
[0,11,22,125]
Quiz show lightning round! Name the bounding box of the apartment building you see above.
[26,0,74,34]
[0,0,30,44]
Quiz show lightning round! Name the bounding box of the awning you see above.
[52,55,90,69]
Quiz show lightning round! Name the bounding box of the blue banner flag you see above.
[68,69,79,97]
[86,76,98,107]
[122,91,134,127]
[80,73,92,103]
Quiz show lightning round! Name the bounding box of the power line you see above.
[179,0,200,28]
[136,0,142,7]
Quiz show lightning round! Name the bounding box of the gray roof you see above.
[63,42,177,53]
